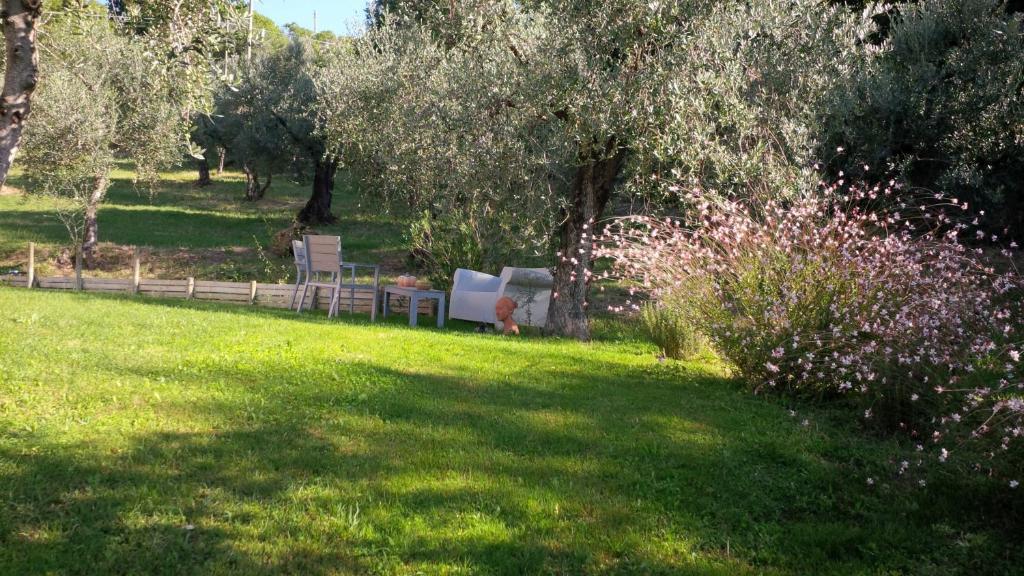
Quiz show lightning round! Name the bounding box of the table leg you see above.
[410,295,418,327]
[437,294,445,328]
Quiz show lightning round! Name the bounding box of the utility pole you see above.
[246,0,254,64]
[313,10,317,34]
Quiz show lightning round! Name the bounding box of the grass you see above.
[0,165,407,282]
[1,288,1021,575]
[1,164,1021,574]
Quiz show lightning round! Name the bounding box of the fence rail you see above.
[0,243,434,316]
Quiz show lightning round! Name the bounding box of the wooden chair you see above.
[289,240,306,311]
[296,235,381,321]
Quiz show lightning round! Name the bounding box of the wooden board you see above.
[83,278,132,293]
[1,274,437,317]
[138,279,189,298]
[0,275,28,288]
[37,277,76,290]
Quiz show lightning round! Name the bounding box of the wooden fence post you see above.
[27,242,34,289]
[131,247,141,295]
[249,280,257,305]
[186,277,195,299]
[74,246,83,291]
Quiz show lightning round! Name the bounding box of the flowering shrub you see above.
[598,180,1023,482]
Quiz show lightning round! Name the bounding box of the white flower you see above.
[866,477,875,486]
[1010,480,1019,489]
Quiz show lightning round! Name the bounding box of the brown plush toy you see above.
[495,296,520,335]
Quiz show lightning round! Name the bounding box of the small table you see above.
[382,286,447,328]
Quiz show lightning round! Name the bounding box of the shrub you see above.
[638,301,704,361]
[408,210,486,288]
[599,180,1023,482]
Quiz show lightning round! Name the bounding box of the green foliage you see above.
[19,13,184,245]
[407,206,543,287]
[252,12,289,50]
[643,0,873,201]
[821,0,1024,232]
[1,287,1021,574]
[0,165,403,282]
[638,301,705,361]
[318,16,568,275]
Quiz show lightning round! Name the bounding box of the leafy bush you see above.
[821,0,1024,234]
[638,301,704,361]
[600,180,1023,483]
[408,210,486,288]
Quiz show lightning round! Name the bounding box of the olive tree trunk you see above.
[297,156,338,224]
[545,138,625,340]
[82,173,110,268]
[196,157,212,186]
[0,0,42,189]
[242,163,271,201]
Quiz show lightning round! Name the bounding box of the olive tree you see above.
[1,0,239,190]
[242,38,341,222]
[318,10,571,285]
[19,13,184,265]
[820,0,1024,233]
[321,0,872,338]
[0,0,43,190]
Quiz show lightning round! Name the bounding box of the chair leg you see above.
[296,282,309,313]
[290,275,303,311]
[305,286,317,312]
[328,287,340,318]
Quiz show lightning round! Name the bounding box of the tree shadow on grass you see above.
[3,292,1023,574]
[9,344,1018,575]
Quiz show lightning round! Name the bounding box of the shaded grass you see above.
[1,288,1021,575]
[0,165,407,281]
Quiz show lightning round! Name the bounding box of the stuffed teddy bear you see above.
[495,296,520,335]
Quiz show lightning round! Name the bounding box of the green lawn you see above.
[1,288,1020,575]
[0,166,406,282]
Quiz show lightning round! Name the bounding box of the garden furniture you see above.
[296,235,380,321]
[290,239,306,310]
[383,285,447,328]
[448,267,553,330]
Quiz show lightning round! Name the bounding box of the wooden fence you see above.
[0,243,434,316]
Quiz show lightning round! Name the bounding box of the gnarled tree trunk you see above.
[545,137,626,340]
[242,163,271,201]
[82,173,110,269]
[0,0,42,189]
[196,157,212,186]
[297,156,338,224]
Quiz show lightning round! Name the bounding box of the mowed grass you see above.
[0,165,406,281]
[1,288,1021,575]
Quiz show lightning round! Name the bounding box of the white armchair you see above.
[449,267,554,329]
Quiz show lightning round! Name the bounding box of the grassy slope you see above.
[0,166,406,282]
[1,288,1020,575]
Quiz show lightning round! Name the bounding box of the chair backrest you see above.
[291,240,306,266]
[303,235,342,275]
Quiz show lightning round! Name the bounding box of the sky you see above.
[255,0,369,36]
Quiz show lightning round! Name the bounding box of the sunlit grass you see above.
[2,288,1020,574]
[0,165,406,281]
